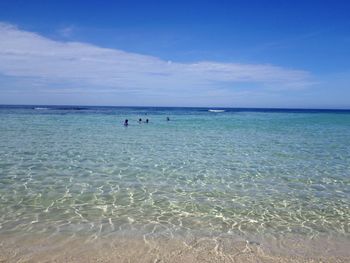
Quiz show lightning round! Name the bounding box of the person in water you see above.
[166,117,170,121]
[146,119,149,123]
[139,118,142,123]
[124,119,128,126]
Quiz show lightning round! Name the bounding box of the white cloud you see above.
[0,22,313,106]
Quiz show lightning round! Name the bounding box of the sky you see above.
[0,0,349,108]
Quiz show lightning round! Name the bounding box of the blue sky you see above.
[0,0,349,108]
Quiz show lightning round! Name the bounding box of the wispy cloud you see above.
[0,22,313,106]
[57,25,75,38]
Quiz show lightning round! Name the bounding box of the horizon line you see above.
[1,104,349,111]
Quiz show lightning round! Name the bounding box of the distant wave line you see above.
[208,109,225,112]
[34,107,49,110]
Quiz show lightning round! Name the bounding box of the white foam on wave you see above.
[208,109,225,112]
[34,107,49,110]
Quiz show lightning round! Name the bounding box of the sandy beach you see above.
[1,232,349,262]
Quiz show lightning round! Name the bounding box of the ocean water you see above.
[0,106,349,257]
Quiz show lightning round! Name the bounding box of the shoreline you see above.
[1,232,349,262]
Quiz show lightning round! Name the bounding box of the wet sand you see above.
[1,233,349,262]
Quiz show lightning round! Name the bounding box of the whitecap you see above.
[208,109,225,112]
[34,107,49,110]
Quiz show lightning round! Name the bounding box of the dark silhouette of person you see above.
[146,119,149,123]
[124,119,128,126]
[139,118,142,123]
[166,117,170,121]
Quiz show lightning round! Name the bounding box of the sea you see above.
[0,105,349,262]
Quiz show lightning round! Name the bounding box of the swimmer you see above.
[124,119,128,126]
[166,117,170,121]
[146,119,149,123]
[139,118,142,123]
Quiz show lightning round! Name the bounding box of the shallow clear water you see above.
[0,106,349,241]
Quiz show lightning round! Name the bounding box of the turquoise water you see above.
[0,106,349,240]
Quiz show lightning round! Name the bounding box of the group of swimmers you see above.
[124,117,170,126]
